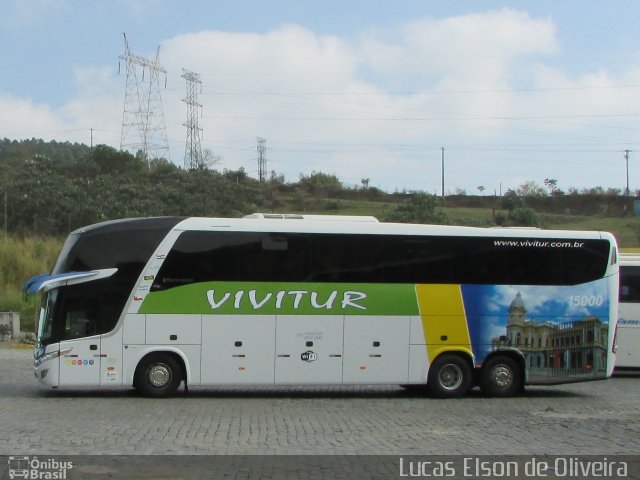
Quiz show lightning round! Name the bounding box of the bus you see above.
[616,254,640,371]
[25,214,619,398]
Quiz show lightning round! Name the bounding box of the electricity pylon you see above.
[119,33,170,165]
[257,137,267,182]
[182,68,203,170]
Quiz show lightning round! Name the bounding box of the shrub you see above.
[507,207,539,227]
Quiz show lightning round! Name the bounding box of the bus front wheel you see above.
[481,356,522,397]
[427,354,472,398]
[134,353,183,397]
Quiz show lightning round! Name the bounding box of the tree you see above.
[382,192,448,224]
[201,148,222,169]
[544,178,558,194]
[298,171,343,196]
[517,180,547,197]
[507,207,539,227]
[502,189,523,211]
[269,170,285,185]
[92,145,145,175]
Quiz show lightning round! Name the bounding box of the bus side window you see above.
[620,265,640,302]
[310,234,381,283]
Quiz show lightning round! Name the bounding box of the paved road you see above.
[1,346,639,478]
[1,346,639,456]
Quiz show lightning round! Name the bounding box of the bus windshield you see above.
[36,289,58,347]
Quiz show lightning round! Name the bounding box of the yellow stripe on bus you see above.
[416,284,473,363]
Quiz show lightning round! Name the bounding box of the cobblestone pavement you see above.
[1,346,639,459]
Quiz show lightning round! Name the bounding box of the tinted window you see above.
[382,237,451,283]
[153,232,308,287]
[152,231,610,290]
[311,234,381,282]
[49,276,131,342]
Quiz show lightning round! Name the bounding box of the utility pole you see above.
[441,147,445,198]
[257,137,267,182]
[4,191,7,240]
[624,150,632,196]
[182,68,203,170]
[119,33,170,165]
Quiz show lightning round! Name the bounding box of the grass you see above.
[0,235,63,332]
[542,214,640,247]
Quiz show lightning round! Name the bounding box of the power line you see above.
[194,83,640,97]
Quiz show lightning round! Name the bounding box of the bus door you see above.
[57,289,103,386]
[59,336,101,386]
[29,269,120,387]
[618,261,640,369]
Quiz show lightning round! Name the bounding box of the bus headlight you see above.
[34,347,72,368]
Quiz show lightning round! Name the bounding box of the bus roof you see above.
[243,213,379,222]
[172,215,614,241]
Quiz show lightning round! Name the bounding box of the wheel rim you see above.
[438,363,463,391]
[147,363,172,388]
[491,364,513,389]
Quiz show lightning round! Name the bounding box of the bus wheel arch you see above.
[133,351,185,397]
[480,353,524,397]
[427,352,473,398]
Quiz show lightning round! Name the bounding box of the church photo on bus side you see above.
[462,278,610,383]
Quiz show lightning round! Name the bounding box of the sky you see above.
[3,0,640,194]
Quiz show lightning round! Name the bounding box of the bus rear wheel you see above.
[427,354,472,398]
[481,356,522,397]
[134,353,183,397]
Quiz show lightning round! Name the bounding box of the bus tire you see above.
[427,354,472,398]
[134,353,183,397]
[481,355,522,397]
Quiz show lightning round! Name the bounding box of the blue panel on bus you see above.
[23,271,97,295]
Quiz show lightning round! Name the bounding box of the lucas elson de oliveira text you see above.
[399,457,628,477]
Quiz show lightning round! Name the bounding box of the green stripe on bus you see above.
[138,282,420,316]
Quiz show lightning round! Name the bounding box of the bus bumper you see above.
[33,344,60,388]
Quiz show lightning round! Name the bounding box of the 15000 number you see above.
[569,295,604,307]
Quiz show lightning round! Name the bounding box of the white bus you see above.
[616,254,640,371]
[25,215,619,397]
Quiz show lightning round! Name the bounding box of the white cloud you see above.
[361,9,557,86]
[0,95,64,141]
[162,25,355,93]
[158,14,560,179]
